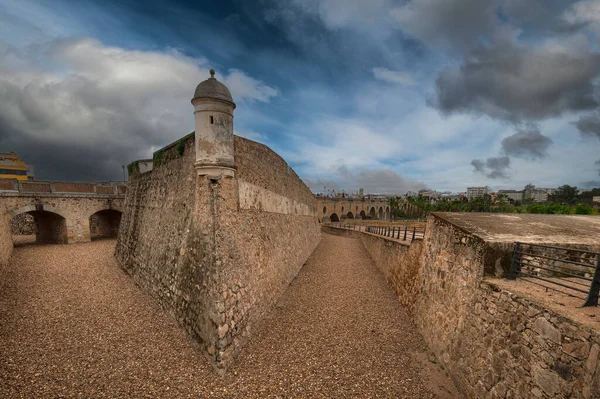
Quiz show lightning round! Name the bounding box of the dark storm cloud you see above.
[471,159,485,173]
[581,180,600,188]
[575,112,600,139]
[391,0,498,51]
[471,156,510,179]
[502,0,577,32]
[433,34,600,122]
[501,126,553,159]
[0,37,277,181]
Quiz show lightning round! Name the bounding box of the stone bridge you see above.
[317,197,391,222]
[0,179,126,264]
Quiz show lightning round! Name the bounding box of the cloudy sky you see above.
[1,0,600,193]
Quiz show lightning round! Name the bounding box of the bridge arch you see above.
[10,209,68,245]
[369,207,376,218]
[85,204,124,219]
[10,204,69,220]
[89,209,123,239]
[378,207,383,219]
[360,210,366,219]
[386,206,390,220]
[329,213,340,222]
[346,211,354,219]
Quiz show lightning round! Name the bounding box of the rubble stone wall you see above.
[0,212,12,269]
[10,213,36,235]
[115,135,217,365]
[451,280,600,398]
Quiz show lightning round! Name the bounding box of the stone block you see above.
[532,317,562,344]
[533,365,561,397]
[563,341,591,361]
[586,343,599,374]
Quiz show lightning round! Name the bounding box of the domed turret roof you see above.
[192,69,235,106]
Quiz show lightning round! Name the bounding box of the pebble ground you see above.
[0,234,457,398]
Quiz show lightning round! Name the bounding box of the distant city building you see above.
[0,152,34,181]
[497,190,524,202]
[541,188,557,196]
[524,184,549,203]
[467,186,490,200]
[418,189,438,198]
[26,165,35,180]
[593,196,600,203]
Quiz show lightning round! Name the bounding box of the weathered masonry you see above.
[116,71,320,372]
[325,213,600,398]
[0,180,125,265]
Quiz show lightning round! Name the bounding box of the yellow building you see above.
[0,152,34,181]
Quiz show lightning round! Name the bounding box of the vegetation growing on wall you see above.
[127,160,139,175]
[176,138,186,156]
[152,133,195,167]
[153,150,165,166]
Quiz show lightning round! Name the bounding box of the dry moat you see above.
[0,235,457,398]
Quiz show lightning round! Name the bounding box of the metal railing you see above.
[365,225,425,241]
[507,242,600,307]
[329,223,362,231]
[327,223,426,242]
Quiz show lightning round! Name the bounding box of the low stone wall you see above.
[324,215,600,398]
[10,213,36,235]
[117,134,320,372]
[452,280,600,398]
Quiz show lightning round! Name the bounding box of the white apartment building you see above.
[467,186,490,200]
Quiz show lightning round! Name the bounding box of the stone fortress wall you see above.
[117,133,320,372]
[324,213,600,398]
[116,71,320,372]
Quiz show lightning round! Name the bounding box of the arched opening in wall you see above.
[369,207,376,218]
[329,213,340,222]
[341,206,344,213]
[323,206,327,215]
[346,211,354,219]
[378,207,383,219]
[360,210,366,219]
[89,210,122,240]
[11,211,68,246]
[386,206,390,220]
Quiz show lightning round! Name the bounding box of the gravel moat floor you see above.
[0,234,458,398]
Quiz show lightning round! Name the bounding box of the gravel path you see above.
[1,234,457,398]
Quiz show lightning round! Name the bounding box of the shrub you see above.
[575,203,593,215]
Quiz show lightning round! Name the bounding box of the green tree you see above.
[552,185,579,205]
